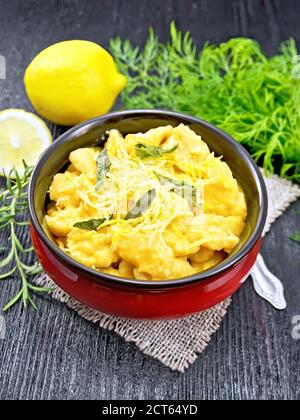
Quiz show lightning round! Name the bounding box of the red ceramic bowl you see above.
[28,110,268,320]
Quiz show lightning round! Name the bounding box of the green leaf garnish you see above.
[96,149,111,190]
[110,23,300,182]
[135,143,178,159]
[125,188,156,220]
[73,218,107,230]
[290,231,300,243]
[0,162,50,311]
[156,173,197,207]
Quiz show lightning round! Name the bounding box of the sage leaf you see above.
[96,149,111,190]
[290,231,300,243]
[125,188,156,220]
[73,212,114,230]
[135,143,178,159]
[110,24,300,181]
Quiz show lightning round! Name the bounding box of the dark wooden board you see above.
[0,0,299,400]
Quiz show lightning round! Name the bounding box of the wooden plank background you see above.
[0,0,299,400]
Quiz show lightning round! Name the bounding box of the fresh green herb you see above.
[93,132,108,147]
[291,210,300,242]
[96,149,111,190]
[156,173,197,207]
[125,188,156,220]
[135,143,178,159]
[0,163,52,311]
[73,218,106,230]
[290,231,300,243]
[110,23,300,181]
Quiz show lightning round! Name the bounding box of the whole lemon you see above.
[24,40,127,126]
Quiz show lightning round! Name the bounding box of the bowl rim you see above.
[28,109,268,289]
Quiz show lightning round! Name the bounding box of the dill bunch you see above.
[110,23,300,181]
[0,163,52,310]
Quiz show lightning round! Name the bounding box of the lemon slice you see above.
[0,109,52,176]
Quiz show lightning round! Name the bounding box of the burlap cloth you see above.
[35,171,300,372]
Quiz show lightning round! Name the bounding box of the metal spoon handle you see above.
[251,253,287,310]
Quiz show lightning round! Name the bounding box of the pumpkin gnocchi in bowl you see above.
[45,124,247,281]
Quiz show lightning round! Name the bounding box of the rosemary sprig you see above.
[0,162,52,311]
[290,210,300,243]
